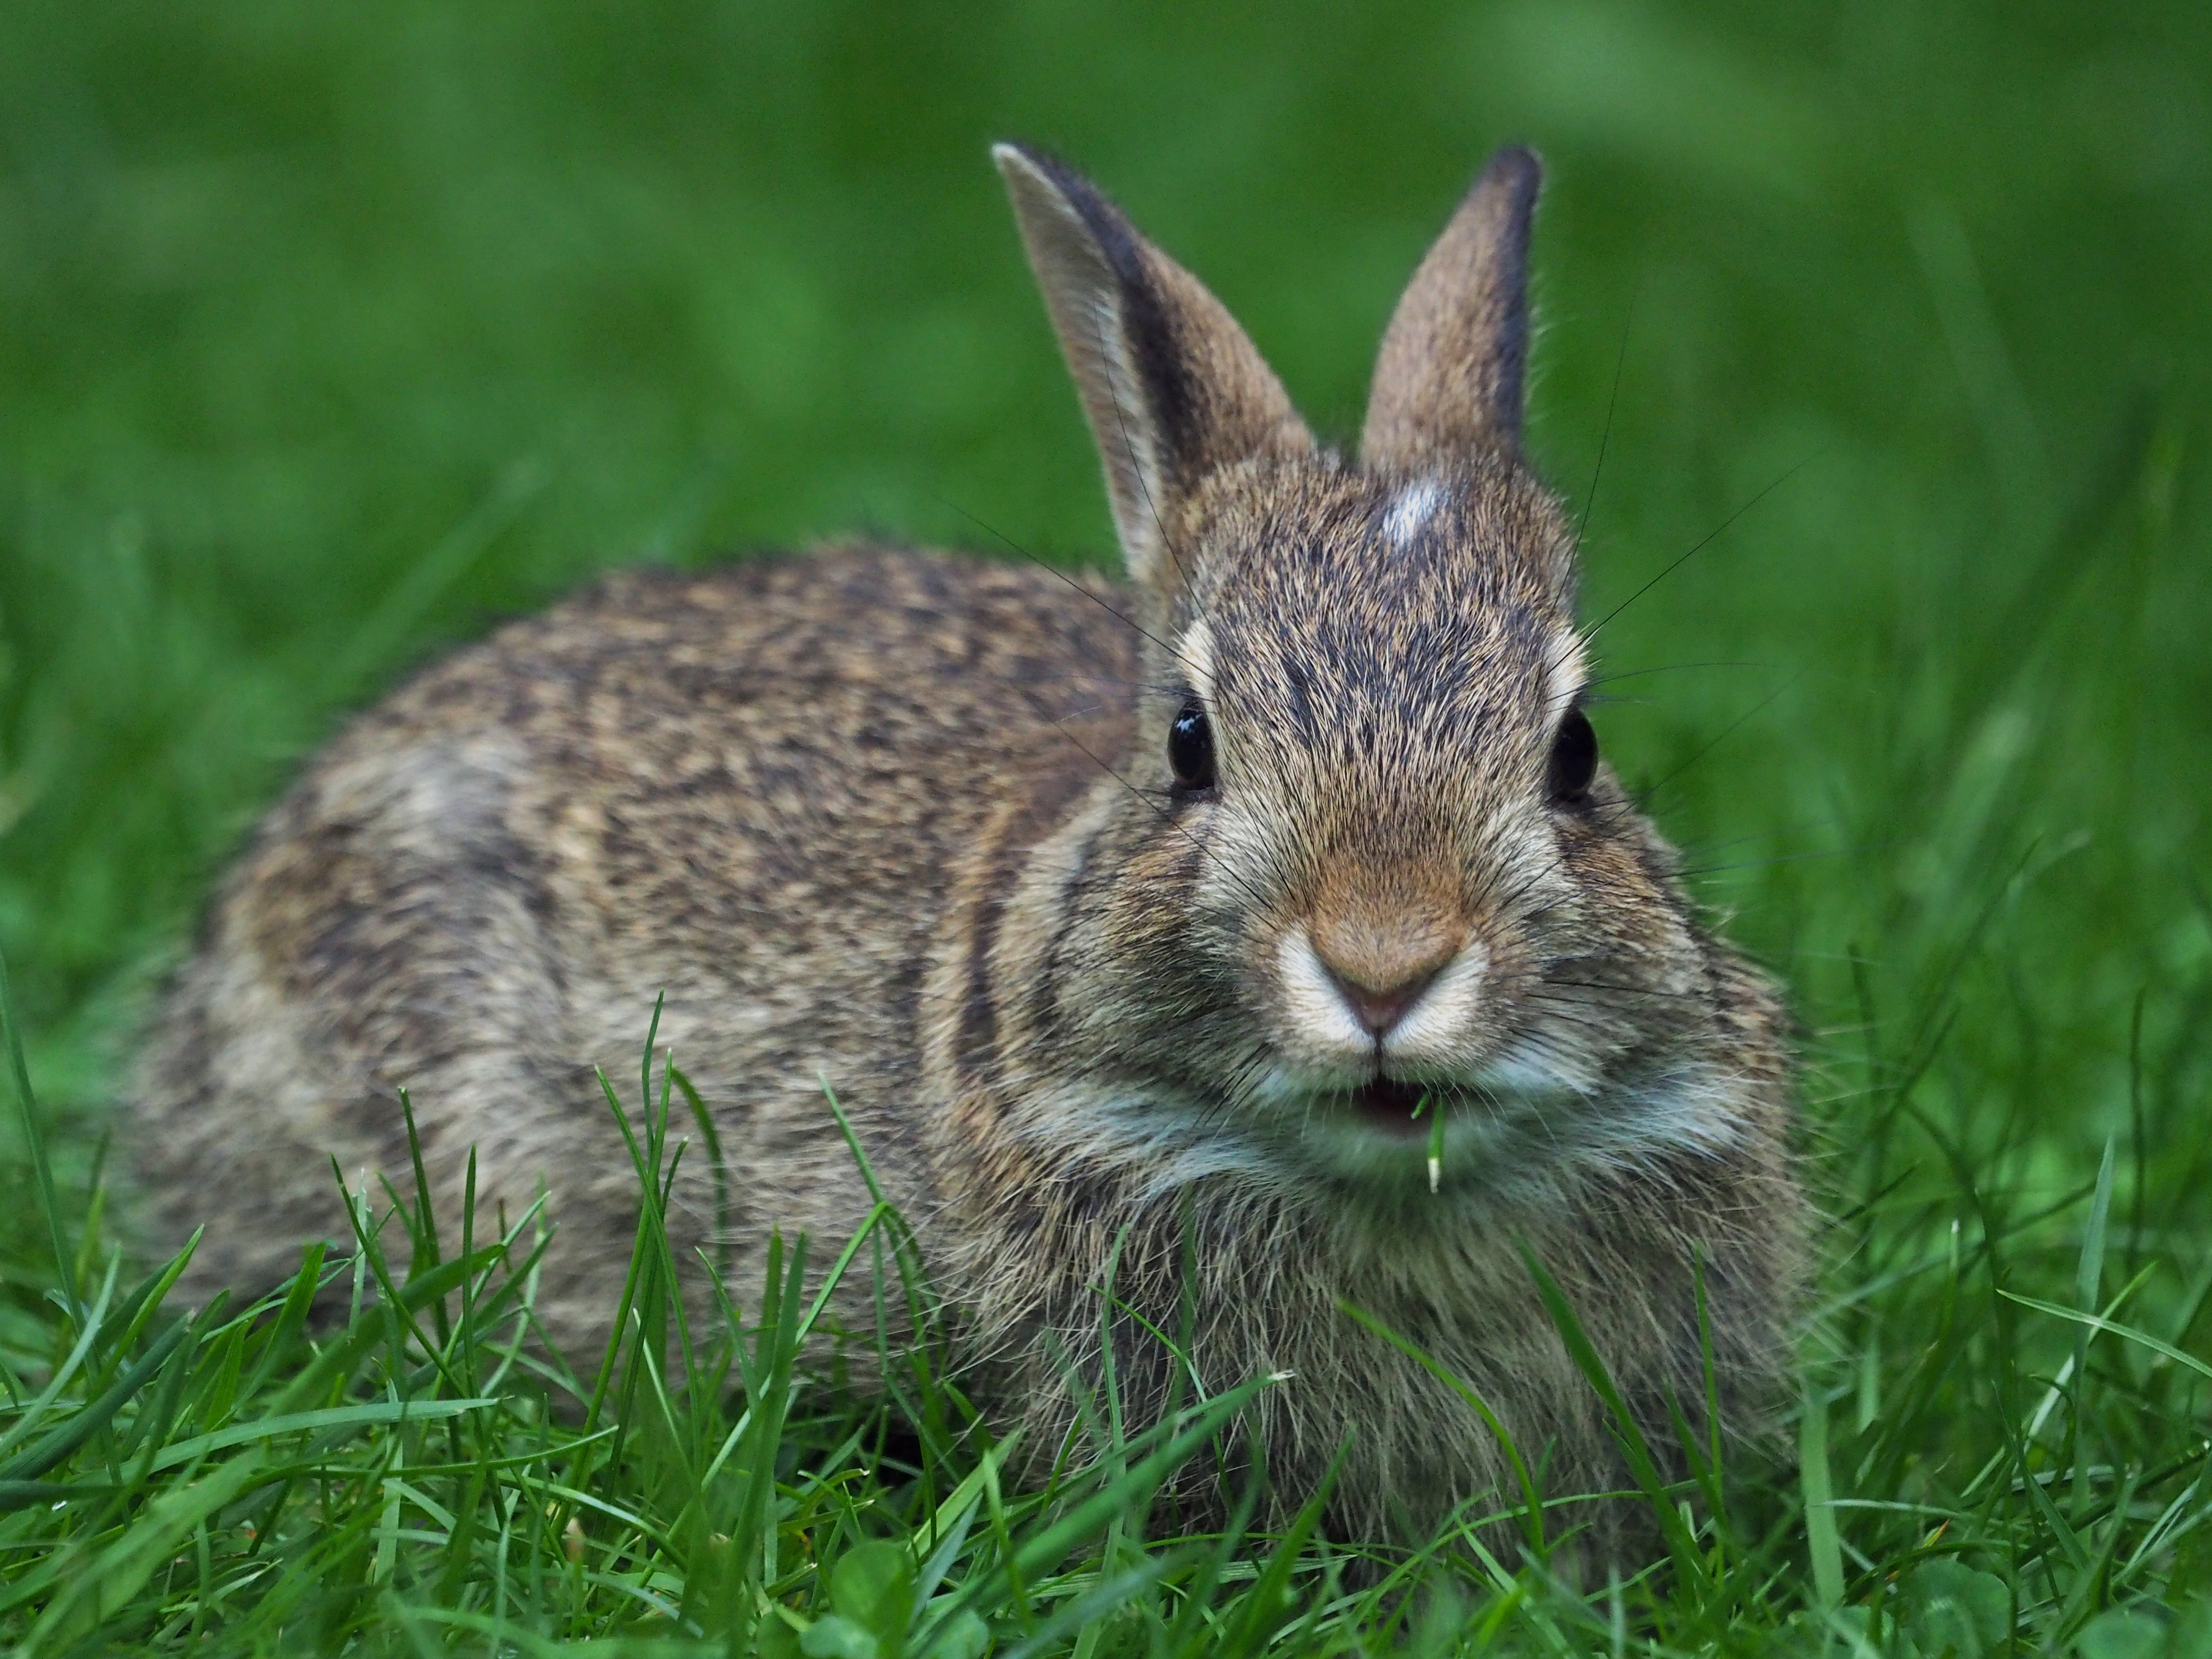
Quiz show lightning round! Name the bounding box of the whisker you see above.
[1536,979,1710,1003]
[930,493,1204,681]
[1581,449,1820,643]
[1576,281,1638,543]
[1019,697,1280,919]
[1098,311,1202,607]
[1585,660,1770,687]
[1632,670,1805,811]
[1676,842,1896,879]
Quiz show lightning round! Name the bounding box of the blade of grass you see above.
[1800,1372,1845,1608]
[1515,1240,1703,1582]
[2070,1139,2116,1515]
[148,1396,502,1472]
[0,1317,191,1483]
[0,941,75,1323]
[1337,1298,1548,1564]
[1998,1293,2212,1387]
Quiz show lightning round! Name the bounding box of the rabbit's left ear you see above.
[995,143,1313,596]
[1361,147,1542,469]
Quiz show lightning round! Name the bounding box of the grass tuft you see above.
[0,986,2208,1651]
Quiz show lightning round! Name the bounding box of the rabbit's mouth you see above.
[1347,1079,1432,1137]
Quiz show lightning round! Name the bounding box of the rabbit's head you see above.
[995,146,1759,1207]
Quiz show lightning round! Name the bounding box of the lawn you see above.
[2,1,2210,1651]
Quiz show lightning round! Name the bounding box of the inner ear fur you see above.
[993,143,1313,594]
[1361,146,1542,469]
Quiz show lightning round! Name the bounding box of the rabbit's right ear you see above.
[994,144,1312,595]
[1361,146,1541,468]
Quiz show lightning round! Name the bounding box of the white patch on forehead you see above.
[1179,617,1217,703]
[1381,479,1443,549]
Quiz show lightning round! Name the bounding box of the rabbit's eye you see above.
[1168,699,1215,792]
[1548,707,1598,804]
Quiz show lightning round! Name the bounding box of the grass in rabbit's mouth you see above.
[3,4,2209,1651]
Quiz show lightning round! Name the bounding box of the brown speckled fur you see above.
[129,144,1803,1557]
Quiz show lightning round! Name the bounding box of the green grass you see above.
[3,0,2211,1651]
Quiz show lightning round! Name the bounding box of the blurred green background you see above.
[0,0,2207,1228]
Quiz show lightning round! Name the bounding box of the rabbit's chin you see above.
[1214,1043,1764,1204]
[1239,1051,1769,1208]
[1014,1047,1748,1207]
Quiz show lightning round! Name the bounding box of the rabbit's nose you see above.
[1322,962,1444,1035]
[1309,916,1462,1037]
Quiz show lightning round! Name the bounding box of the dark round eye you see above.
[1168,699,1215,792]
[1548,707,1599,803]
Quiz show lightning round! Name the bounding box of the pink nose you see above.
[1323,963,1441,1035]
[1308,901,1466,1039]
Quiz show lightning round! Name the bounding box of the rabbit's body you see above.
[132,144,1804,1549]
[133,549,1132,1339]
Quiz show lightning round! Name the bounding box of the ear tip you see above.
[991,144,1147,284]
[990,142,1102,224]
[991,142,1050,194]
[1479,144,1545,204]
[991,140,1086,201]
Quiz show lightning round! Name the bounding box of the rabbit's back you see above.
[129,547,1137,1345]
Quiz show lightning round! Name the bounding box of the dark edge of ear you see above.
[992,141,1311,592]
[992,143,1200,473]
[1360,144,1543,469]
[1462,144,1541,445]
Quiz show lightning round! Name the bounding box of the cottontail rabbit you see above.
[131,144,1804,1549]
